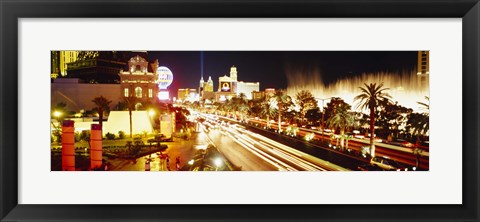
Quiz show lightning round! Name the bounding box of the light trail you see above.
[210,117,348,171]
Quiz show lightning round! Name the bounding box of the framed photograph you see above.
[1,0,479,221]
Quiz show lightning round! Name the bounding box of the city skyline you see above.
[51,50,429,172]
[147,51,418,93]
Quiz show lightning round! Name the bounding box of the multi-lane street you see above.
[197,113,349,171]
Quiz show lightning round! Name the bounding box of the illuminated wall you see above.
[104,111,153,135]
[237,81,259,100]
[51,78,121,111]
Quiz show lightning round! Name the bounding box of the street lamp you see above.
[53,111,62,118]
[148,109,155,117]
[214,157,223,171]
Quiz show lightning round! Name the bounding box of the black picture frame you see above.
[1,0,479,221]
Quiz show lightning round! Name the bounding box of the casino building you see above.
[118,55,160,104]
[52,52,171,112]
[204,65,259,102]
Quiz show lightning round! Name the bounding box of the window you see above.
[124,88,129,97]
[148,88,153,98]
[135,87,142,98]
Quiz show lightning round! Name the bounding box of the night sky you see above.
[147,51,418,94]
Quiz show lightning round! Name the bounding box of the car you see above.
[370,156,409,171]
[354,134,365,139]
[388,139,414,148]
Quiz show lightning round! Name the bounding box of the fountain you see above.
[286,69,429,113]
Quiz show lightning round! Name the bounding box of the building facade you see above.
[417,51,430,87]
[212,65,259,102]
[118,55,160,104]
[51,51,79,79]
[237,81,259,100]
[66,51,130,84]
[252,88,276,101]
[51,78,121,111]
[177,88,197,102]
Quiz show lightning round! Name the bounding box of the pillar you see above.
[61,120,75,171]
[90,124,102,170]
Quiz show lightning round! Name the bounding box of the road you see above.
[246,117,429,170]
[198,114,348,171]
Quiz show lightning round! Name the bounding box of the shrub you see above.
[105,132,115,140]
[74,131,81,142]
[118,131,125,139]
[53,130,62,143]
[80,130,90,142]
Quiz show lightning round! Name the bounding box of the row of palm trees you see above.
[189,82,429,158]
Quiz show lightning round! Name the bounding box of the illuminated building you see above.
[199,77,204,96]
[177,88,197,102]
[417,51,430,75]
[252,88,276,100]
[213,65,259,101]
[119,55,160,104]
[199,76,214,100]
[51,51,79,78]
[216,74,237,101]
[417,51,429,87]
[237,81,260,100]
[67,51,130,84]
[205,76,214,92]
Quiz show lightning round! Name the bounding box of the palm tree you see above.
[418,96,430,112]
[261,95,277,128]
[295,90,318,124]
[123,95,136,138]
[274,91,292,132]
[326,106,355,151]
[408,96,430,140]
[91,96,112,131]
[354,83,391,157]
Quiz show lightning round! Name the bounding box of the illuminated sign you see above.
[158,91,170,100]
[157,66,173,90]
[221,82,231,92]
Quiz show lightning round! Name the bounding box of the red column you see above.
[90,124,102,170]
[62,120,75,171]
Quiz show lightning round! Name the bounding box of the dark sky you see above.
[147,51,418,94]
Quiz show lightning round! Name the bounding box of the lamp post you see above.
[214,157,223,171]
[316,97,333,143]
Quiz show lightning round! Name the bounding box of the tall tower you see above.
[199,76,205,97]
[417,51,429,86]
[230,65,237,81]
[205,76,214,92]
[417,51,429,75]
[51,51,60,78]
